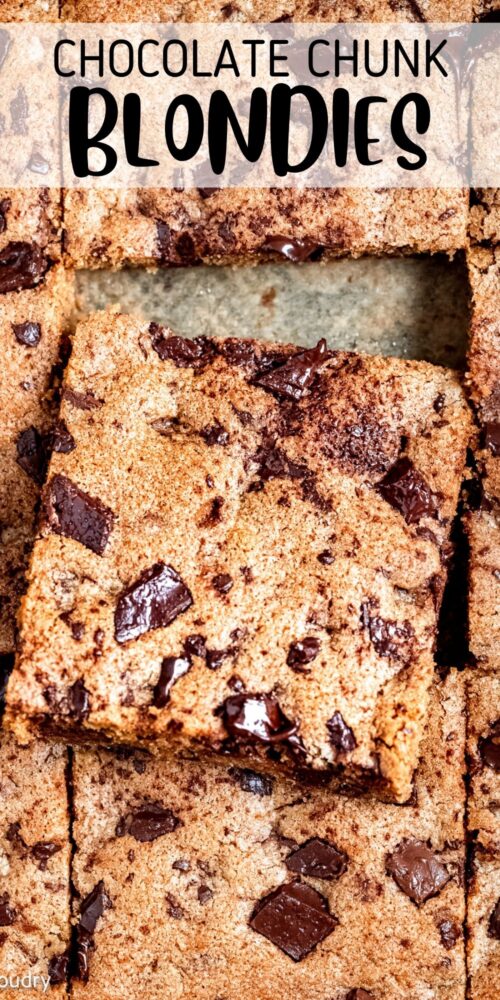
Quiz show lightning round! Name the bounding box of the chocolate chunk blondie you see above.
[466,671,500,1000]
[0,262,74,652]
[6,314,472,802]
[62,0,473,20]
[69,673,466,999]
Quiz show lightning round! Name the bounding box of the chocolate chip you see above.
[318,550,334,565]
[229,767,274,796]
[327,712,356,753]
[200,422,229,446]
[172,858,191,872]
[150,324,215,369]
[184,634,206,658]
[0,197,11,233]
[16,426,49,484]
[198,187,217,198]
[197,885,213,904]
[360,602,414,658]
[48,951,70,985]
[433,393,445,413]
[255,340,328,402]
[254,445,309,484]
[386,839,450,905]
[31,841,61,871]
[0,895,16,927]
[439,919,461,949]
[62,387,104,410]
[222,693,299,745]
[44,474,115,555]
[479,722,500,771]
[484,422,500,457]
[376,457,439,525]
[153,656,191,708]
[114,562,193,644]
[0,242,49,294]
[165,892,185,919]
[285,838,348,881]
[206,647,232,670]
[220,339,256,368]
[346,991,375,1000]
[50,419,76,454]
[116,802,182,842]
[489,898,500,939]
[76,881,112,982]
[12,321,41,347]
[262,236,320,263]
[212,573,233,595]
[250,881,337,960]
[68,678,90,721]
[287,637,321,672]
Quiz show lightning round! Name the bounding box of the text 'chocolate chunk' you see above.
[44,474,115,556]
[250,881,337,960]
[115,562,193,644]
[386,839,450,905]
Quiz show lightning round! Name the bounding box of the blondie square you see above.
[6,313,473,802]
[466,671,500,1000]
[69,673,466,1000]
[0,261,74,652]
[0,194,61,260]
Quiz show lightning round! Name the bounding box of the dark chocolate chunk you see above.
[76,881,112,982]
[479,722,500,771]
[327,712,356,753]
[250,881,337,960]
[184,634,206,659]
[220,339,256,368]
[287,637,321,672]
[68,678,90,721]
[116,802,182,842]
[484,422,500,457]
[346,991,375,1000]
[197,885,213,904]
[229,767,274,796]
[48,951,70,986]
[31,841,61,871]
[254,445,309,484]
[165,892,185,919]
[51,419,76,454]
[376,457,439,525]
[386,839,450,904]
[206,647,232,670]
[16,426,49,484]
[62,387,104,411]
[255,340,328,402]
[0,895,16,927]
[439,919,461,949]
[317,550,334,565]
[200,422,229,446]
[153,655,191,708]
[44,474,115,556]
[489,898,500,939]
[150,324,215,369]
[212,573,233,595]
[285,838,348,881]
[360,602,414,658]
[114,562,193,644]
[0,242,49,294]
[222,693,298,745]
[0,196,11,233]
[262,236,320,263]
[12,321,41,347]
[198,187,217,198]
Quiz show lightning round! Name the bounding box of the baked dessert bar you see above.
[62,0,473,22]
[0,194,61,260]
[69,672,466,1000]
[0,261,73,652]
[466,671,500,1000]
[6,314,472,802]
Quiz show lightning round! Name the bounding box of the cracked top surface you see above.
[6,312,472,802]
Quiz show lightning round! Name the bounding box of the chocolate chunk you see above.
[439,919,461,949]
[165,892,185,919]
[229,767,274,796]
[489,898,500,939]
[12,321,41,347]
[360,602,414,658]
[62,387,104,411]
[31,841,61,871]
[116,802,181,842]
[150,324,215,369]
[317,550,334,565]
[172,858,191,872]
[222,693,298,745]
[0,895,16,926]
[48,951,70,985]
[51,419,76,454]
[0,242,49,294]
[255,340,328,402]
[346,991,374,1000]
[327,712,356,753]
[287,637,321,672]
[376,457,439,525]
[76,881,112,982]
[484,422,500,457]
[479,722,500,771]
[212,573,233,594]
[262,236,320,263]
[285,838,348,881]
[0,196,11,233]
[386,839,450,904]
[184,634,206,658]
[250,881,337,960]
[16,426,49,484]
[153,655,191,708]
[114,562,193,644]
[156,220,171,261]
[60,612,85,641]
[254,445,309,483]
[220,339,256,368]
[44,474,115,556]
[198,885,213,904]
[200,422,229,446]
[198,187,217,199]
[68,678,90,721]
[206,647,232,670]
